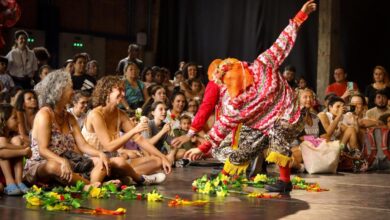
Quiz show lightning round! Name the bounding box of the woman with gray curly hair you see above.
[23,70,110,190]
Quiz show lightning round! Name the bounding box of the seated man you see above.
[325,67,358,101]
[362,91,390,169]
[362,90,390,127]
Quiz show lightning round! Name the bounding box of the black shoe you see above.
[265,180,292,193]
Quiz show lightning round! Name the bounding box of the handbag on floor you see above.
[300,139,341,174]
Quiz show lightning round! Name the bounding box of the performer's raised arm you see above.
[256,0,316,70]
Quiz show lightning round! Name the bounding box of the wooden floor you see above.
[1,164,390,220]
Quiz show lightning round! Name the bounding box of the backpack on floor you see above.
[363,128,390,169]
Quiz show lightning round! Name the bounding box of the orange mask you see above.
[208,58,254,98]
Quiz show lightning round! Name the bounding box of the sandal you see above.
[4,184,22,196]
[17,183,29,194]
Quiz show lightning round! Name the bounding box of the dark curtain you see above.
[157,0,318,88]
[339,0,390,92]
[157,0,390,92]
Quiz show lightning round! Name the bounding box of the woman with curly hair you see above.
[23,70,109,190]
[82,76,171,185]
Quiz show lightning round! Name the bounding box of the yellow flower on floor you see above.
[293,176,302,183]
[31,185,42,193]
[46,204,71,211]
[89,187,102,198]
[213,178,220,187]
[26,196,42,206]
[115,208,127,214]
[247,192,263,198]
[220,174,230,182]
[147,192,163,202]
[198,181,212,194]
[47,192,61,200]
[253,174,268,183]
[216,189,228,197]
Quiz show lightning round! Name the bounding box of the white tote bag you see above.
[300,140,341,174]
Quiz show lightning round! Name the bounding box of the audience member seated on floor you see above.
[71,53,96,93]
[82,76,170,183]
[0,92,10,104]
[0,56,14,92]
[290,89,328,172]
[68,90,91,129]
[164,92,187,130]
[151,66,165,86]
[180,62,205,95]
[86,60,99,80]
[172,115,205,167]
[183,98,200,119]
[141,101,190,166]
[142,85,168,118]
[0,104,32,195]
[36,65,51,83]
[318,96,361,151]
[342,94,368,146]
[161,67,175,96]
[62,59,74,74]
[171,70,185,94]
[121,62,149,112]
[321,92,337,112]
[184,78,204,102]
[15,90,38,143]
[142,101,174,159]
[141,67,155,90]
[296,76,308,91]
[282,65,298,89]
[364,90,390,123]
[364,66,390,109]
[24,70,110,190]
[325,67,359,101]
[9,86,22,106]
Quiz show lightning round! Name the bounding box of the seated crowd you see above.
[0,29,389,196]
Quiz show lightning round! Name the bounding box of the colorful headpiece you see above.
[207,58,253,97]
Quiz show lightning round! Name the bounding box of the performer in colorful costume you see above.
[184,0,317,192]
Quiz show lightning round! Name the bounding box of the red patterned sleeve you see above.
[189,81,220,133]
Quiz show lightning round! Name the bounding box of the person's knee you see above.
[10,136,23,146]
[44,161,62,176]
[110,157,128,169]
[149,156,161,166]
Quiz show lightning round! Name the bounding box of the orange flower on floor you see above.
[168,195,207,207]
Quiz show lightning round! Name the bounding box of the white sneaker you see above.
[142,173,166,185]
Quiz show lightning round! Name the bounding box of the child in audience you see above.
[0,104,31,195]
[0,56,14,92]
[184,78,204,101]
[184,98,199,118]
[173,115,195,151]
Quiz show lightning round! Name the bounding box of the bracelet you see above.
[293,10,308,25]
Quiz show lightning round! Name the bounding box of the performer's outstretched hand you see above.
[301,0,317,15]
[184,148,203,161]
